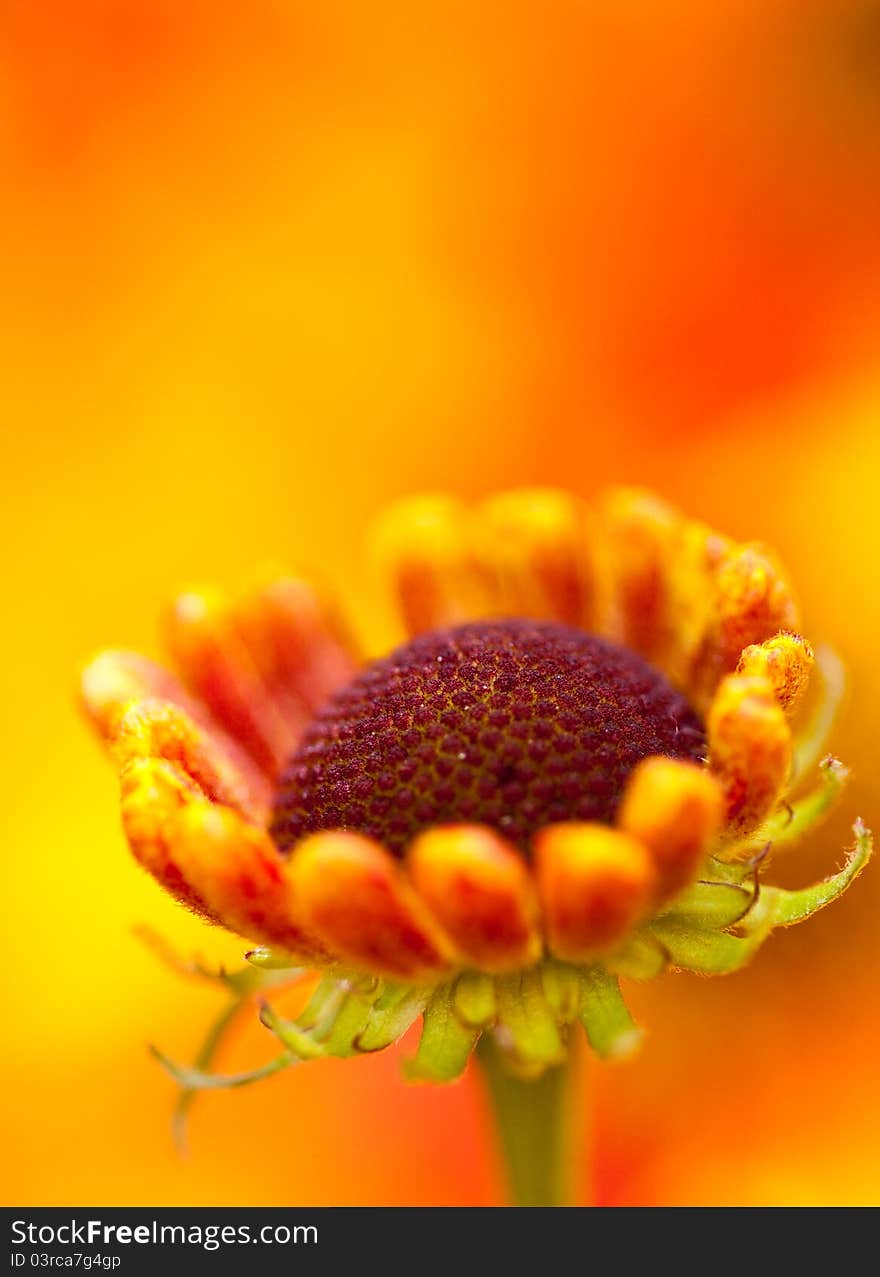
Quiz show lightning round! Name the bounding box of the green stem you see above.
[475,1033,583,1207]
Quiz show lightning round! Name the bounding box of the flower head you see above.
[81,487,871,1086]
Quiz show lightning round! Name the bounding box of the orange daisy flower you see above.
[80,488,871,1090]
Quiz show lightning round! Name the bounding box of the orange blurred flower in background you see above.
[3,0,880,1205]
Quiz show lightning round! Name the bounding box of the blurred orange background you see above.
[3,0,880,1206]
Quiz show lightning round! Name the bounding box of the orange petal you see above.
[119,758,325,957]
[234,572,357,716]
[534,823,656,960]
[370,494,489,638]
[164,588,296,778]
[665,518,735,691]
[708,673,792,844]
[475,488,603,629]
[112,697,268,821]
[119,756,221,921]
[172,801,327,959]
[287,830,455,980]
[619,757,723,901]
[407,825,541,972]
[81,649,202,738]
[600,487,682,665]
[736,632,814,716]
[689,543,799,706]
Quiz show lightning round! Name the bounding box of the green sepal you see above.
[494,969,567,1072]
[452,972,497,1027]
[160,997,246,1151]
[701,849,766,886]
[540,961,581,1020]
[260,973,386,1060]
[319,987,379,1057]
[259,1002,327,1060]
[142,942,303,1147]
[740,756,849,856]
[606,930,668,980]
[760,818,872,927]
[658,879,757,929]
[245,945,309,972]
[578,966,643,1059]
[134,924,301,995]
[355,984,429,1053]
[293,973,350,1031]
[791,644,845,782]
[151,1043,293,1092]
[405,984,480,1082]
[648,919,761,974]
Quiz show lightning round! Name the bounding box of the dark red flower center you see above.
[271,619,706,858]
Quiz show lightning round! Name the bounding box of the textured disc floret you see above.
[271,619,707,856]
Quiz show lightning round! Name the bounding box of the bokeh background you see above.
[3,0,880,1206]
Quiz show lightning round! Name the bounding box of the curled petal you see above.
[689,542,799,706]
[619,757,723,902]
[82,649,201,737]
[534,823,656,961]
[172,801,327,959]
[407,825,541,972]
[119,757,219,919]
[118,741,325,957]
[600,487,682,666]
[475,488,603,629]
[708,673,792,845]
[287,831,456,980]
[230,571,357,717]
[112,698,269,821]
[369,494,489,638]
[164,588,296,778]
[81,651,271,819]
[736,632,814,716]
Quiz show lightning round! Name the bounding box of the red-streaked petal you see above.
[81,649,201,737]
[164,588,296,778]
[287,830,455,980]
[534,822,656,960]
[172,801,327,959]
[81,650,273,820]
[234,572,357,716]
[665,518,735,692]
[119,756,220,921]
[407,825,541,972]
[112,697,266,820]
[475,488,603,629]
[369,494,490,638]
[600,487,682,665]
[708,673,793,844]
[619,757,723,901]
[689,542,799,707]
